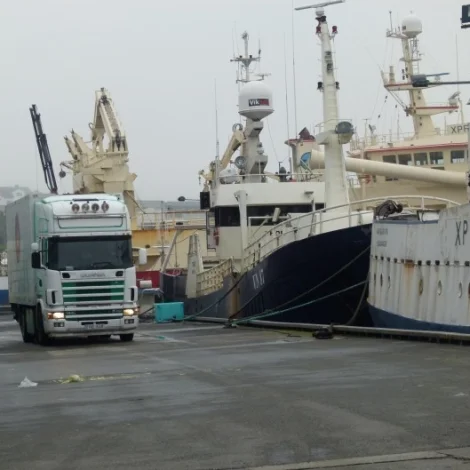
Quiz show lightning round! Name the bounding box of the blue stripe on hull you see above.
[236,224,373,326]
[369,304,470,335]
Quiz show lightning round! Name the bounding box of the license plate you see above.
[83,323,104,330]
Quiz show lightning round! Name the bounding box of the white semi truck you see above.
[6,193,147,345]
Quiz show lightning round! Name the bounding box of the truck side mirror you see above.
[138,248,147,266]
[31,252,41,269]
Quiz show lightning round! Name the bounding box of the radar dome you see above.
[238,80,273,121]
[401,14,422,38]
[219,167,239,184]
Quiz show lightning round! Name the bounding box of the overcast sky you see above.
[1,0,468,200]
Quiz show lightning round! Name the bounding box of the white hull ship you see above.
[367,5,470,336]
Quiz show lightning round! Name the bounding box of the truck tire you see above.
[119,333,134,342]
[20,309,34,343]
[34,306,50,346]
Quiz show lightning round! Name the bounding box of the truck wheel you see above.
[34,307,50,346]
[119,333,134,342]
[20,310,34,343]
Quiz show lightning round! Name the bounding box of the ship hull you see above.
[369,304,470,335]
[234,224,373,325]
[162,224,373,325]
[160,272,237,320]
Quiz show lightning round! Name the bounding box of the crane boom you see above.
[92,88,127,152]
[61,87,137,219]
[29,104,58,194]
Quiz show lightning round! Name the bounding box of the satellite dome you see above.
[219,167,239,184]
[238,80,273,121]
[401,14,422,38]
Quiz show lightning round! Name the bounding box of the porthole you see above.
[380,274,383,287]
[374,273,376,284]
[458,282,463,298]
[419,279,423,295]
[437,281,442,296]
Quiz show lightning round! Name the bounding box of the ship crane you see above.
[60,87,138,218]
[29,104,58,194]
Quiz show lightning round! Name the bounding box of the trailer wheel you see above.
[20,309,34,343]
[119,333,134,342]
[34,306,50,346]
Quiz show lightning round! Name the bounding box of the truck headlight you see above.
[123,309,135,316]
[48,312,64,320]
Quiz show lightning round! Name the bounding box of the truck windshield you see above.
[47,235,133,271]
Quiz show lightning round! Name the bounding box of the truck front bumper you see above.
[44,316,139,337]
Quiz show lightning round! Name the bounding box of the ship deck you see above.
[1,316,470,469]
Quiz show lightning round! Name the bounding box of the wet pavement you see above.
[1,316,470,469]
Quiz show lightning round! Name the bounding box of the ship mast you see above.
[231,31,265,85]
[384,15,459,138]
[296,0,352,210]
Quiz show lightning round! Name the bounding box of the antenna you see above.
[231,31,269,84]
[295,0,345,12]
[214,79,220,159]
[291,0,298,136]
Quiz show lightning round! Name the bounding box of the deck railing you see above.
[242,195,460,271]
[196,258,234,296]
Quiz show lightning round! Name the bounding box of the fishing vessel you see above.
[164,1,376,325]
[289,12,468,205]
[367,5,470,335]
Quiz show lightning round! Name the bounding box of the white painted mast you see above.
[384,15,460,138]
[295,0,352,210]
[231,31,263,85]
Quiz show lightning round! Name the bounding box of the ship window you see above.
[382,155,398,181]
[437,281,442,295]
[414,153,428,166]
[398,154,413,165]
[430,151,444,165]
[458,282,463,298]
[451,150,465,164]
[215,206,240,227]
[382,155,397,164]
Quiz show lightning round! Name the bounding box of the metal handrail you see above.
[196,257,234,296]
[349,125,466,151]
[242,195,460,270]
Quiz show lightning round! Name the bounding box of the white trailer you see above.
[6,193,147,345]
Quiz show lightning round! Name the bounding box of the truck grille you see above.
[62,280,125,305]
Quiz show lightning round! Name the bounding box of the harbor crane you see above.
[60,88,138,218]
